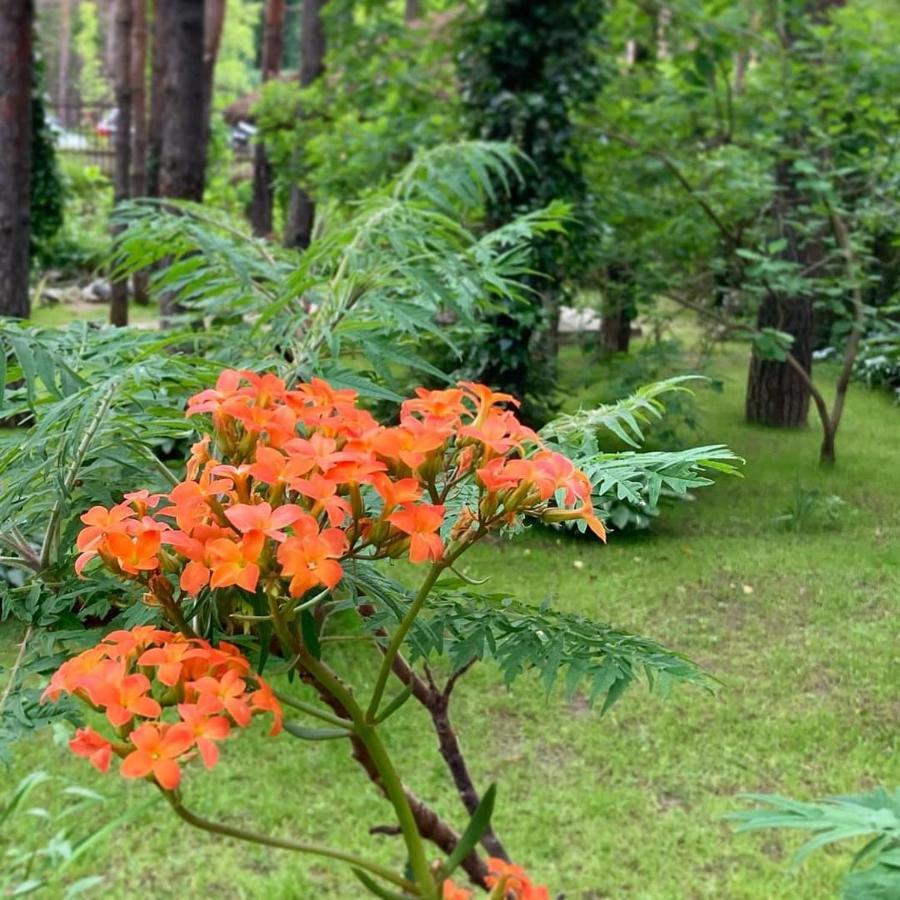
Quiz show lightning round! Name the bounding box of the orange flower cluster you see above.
[74,371,604,607]
[44,626,281,790]
[443,858,549,900]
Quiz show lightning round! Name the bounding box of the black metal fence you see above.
[46,102,116,175]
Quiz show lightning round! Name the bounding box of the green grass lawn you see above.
[3,339,898,899]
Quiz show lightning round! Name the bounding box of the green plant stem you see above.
[0,624,32,717]
[273,690,353,729]
[163,792,417,893]
[367,563,445,721]
[292,643,437,898]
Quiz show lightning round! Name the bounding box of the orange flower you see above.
[387,503,445,563]
[207,532,264,592]
[138,639,210,687]
[372,474,422,512]
[121,722,195,790]
[177,700,231,768]
[93,671,162,727]
[402,386,467,422]
[105,519,165,575]
[188,668,252,726]
[281,434,346,476]
[225,501,308,542]
[160,466,233,533]
[248,677,283,735]
[69,727,112,773]
[292,475,352,526]
[485,858,549,900]
[277,528,348,597]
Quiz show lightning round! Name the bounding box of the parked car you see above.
[46,113,89,150]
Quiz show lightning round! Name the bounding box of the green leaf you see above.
[441,783,497,879]
[283,722,350,741]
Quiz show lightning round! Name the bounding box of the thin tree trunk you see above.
[110,0,133,326]
[0,0,34,320]
[600,294,632,355]
[249,0,285,237]
[201,0,227,150]
[130,0,149,303]
[404,0,421,23]
[147,0,168,197]
[284,0,326,249]
[58,0,73,122]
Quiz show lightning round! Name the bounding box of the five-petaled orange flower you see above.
[388,503,445,564]
[121,723,195,790]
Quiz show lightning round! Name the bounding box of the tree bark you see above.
[284,0,326,250]
[130,0,149,303]
[157,0,206,323]
[147,0,169,198]
[746,152,816,427]
[249,0,285,237]
[200,0,226,150]
[745,291,813,427]
[57,0,73,122]
[110,0,133,326]
[158,0,206,202]
[600,299,632,355]
[0,0,34,320]
[404,0,421,23]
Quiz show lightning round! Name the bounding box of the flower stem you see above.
[164,792,417,893]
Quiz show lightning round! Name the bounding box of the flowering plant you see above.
[44,368,631,898]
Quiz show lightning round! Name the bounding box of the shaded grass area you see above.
[3,341,898,898]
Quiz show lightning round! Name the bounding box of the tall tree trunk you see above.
[130,0,149,303]
[158,0,206,201]
[404,0,421,23]
[249,0,284,237]
[147,0,169,197]
[745,0,842,427]
[158,0,206,322]
[57,0,73,122]
[284,0,326,249]
[200,0,226,149]
[110,0,133,326]
[0,0,34,320]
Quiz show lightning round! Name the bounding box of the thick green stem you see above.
[164,792,416,893]
[367,563,445,721]
[292,644,437,898]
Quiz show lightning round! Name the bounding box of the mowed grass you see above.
[2,340,898,899]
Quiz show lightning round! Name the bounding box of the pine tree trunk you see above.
[110,0,133,327]
[250,0,285,237]
[158,0,205,201]
[130,0,149,303]
[200,0,226,149]
[157,0,205,322]
[0,0,34,320]
[147,0,169,197]
[284,0,326,249]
